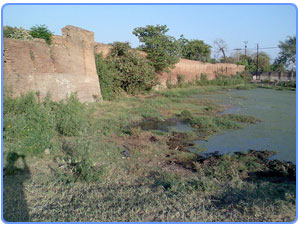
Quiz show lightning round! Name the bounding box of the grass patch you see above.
[179,110,259,137]
[3,82,295,222]
[258,80,296,91]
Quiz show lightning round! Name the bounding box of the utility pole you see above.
[244,41,248,56]
[234,48,242,61]
[256,43,259,80]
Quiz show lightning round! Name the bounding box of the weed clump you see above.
[180,110,259,136]
[223,114,260,124]
[196,73,248,86]
[3,92,88,156]
[3,92,56,155]
[54,139,103,183]
[54,94,87,136]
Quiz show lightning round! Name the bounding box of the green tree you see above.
[270,62,286,72]
[274,36,296,70]
[133,25,181,72]
[252,52,271,73]
[179,35,211,62]
[236,55,255,72]
[29,25,53,45]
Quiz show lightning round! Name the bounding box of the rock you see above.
[121,149,130,158]
[44,148,51,155]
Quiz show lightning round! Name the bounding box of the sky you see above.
[2,3,297,61]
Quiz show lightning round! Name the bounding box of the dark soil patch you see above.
[195,150,295,183]
[166,132,195,152]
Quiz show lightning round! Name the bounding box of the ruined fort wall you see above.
[94,43,245,87]
[3,26,102,102]
[3,27,245,102]
[159,59,245,87]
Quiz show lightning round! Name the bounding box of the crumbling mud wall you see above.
[3,25,102,102]
[159,59,245,87]
[94,43,245,87]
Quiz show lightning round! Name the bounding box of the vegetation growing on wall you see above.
[3,25,53,45]
[3,26,33,41]
[29,25,53,45]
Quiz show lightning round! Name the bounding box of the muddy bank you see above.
[166,142,296,183]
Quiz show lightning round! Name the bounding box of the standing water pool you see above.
[191,88,296,163]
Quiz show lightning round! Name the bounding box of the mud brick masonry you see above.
[4,25,245,102]
[3,26,102,102]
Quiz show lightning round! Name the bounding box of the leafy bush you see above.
[54,94,87,136]
[3,92,89,155]
[133,25,181,72]
[29,25,52,45]
[3,92,56,155]
[95,53,121,100]
[3,26,17,38]
[3,26,33,41]
[195,74,210,86]
[106,42,158,94]
[55,139,103,183]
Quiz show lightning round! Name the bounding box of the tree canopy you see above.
[133,25,181,72]
[252,52,271,73]
[274,36,296,70]
[179,35,211,62]
[29,25,53,45]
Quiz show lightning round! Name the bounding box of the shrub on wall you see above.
[3,26,33,41]
[29,25,53,45]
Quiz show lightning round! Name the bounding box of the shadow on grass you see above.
[3,153,31,222]
[209,179,296,222]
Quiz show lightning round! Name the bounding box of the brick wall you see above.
[3,25,102,102]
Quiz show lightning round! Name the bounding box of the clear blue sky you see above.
[2,3,297,61]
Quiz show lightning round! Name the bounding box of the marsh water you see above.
[190,88,296,163]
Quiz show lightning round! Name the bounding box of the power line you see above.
[228,47,279,51]
[259,47,279,50]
